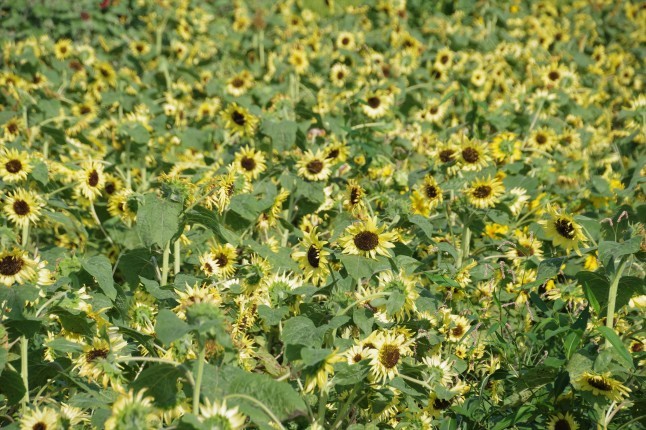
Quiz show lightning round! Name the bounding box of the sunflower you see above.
[76,160,105,201]
[465,176,504,209]
[345,345,371,365]
[528,127,557,151]
[443,314,471,342]
[288,48,309,74]
[539,206,588,255]
[104,390,159,430]
[20,407,60,430]
[343,179,367,216]
[324,139,349,163]
[411,175,443,216]
[362,91,393,119]
[174,283,222,320]
[94,61,117,87]
[303,349,343,393]
[129,40,150,57]
[338,216,397,259]
[199,400,246,430]
[547,412,579,430]
[234,146,266,180]
[54,38,73,60]
[375,270,419,321]
[573,371,631,402]
[74,332,127,388]
[226,70,254,97]
[0,248,37,286]
[297,150,330,181]
[71,99,98,121]
[505,228,543,262]
[422,355,456,387]
[458,139,490,171]
[200,243,237,279]
[491,132,522,163]
[336,31,357,50]
[368,331,412,383]
[3,117,23,140]
[3,187,45,228]
[222,103,258,137]
[330,63,351,87]
[434,47,453,69]
[107,189,136,225]
[293,228,330,286]
[0,148,32,182]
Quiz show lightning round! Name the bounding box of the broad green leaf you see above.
[0,369,25,405]
[130,363,185,408]
[598,237,641,266]
[140,276,175,300]
[301,348,333,366]
[155,309,191,345]
[597,326,635,370]
[340,255,390,280]
[82,255,117,300]
[262,120,297,151]
[136,194,183,248]
[281,316,321,348]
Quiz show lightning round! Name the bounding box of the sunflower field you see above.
[0,0,645,429]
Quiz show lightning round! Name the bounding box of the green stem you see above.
[21,222,29,248]
[174,240,181,277]
[317,385,329,426]
[457,226,471,268]
[605,259,628,346]
[332,385,359,429]
[336,292,392,316]
[20,336,29,409]
[192,341,206,415]
[161,240,171,286]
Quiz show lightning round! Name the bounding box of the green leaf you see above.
[82,255,117,300]
[262,120,297,151]
[0,369,25,405]
[136,194,183,248]
[121,122,151,143]
[598,237,642,267]
[257,305,289,326]
[140,276,175,300]
[185,206,239,245]
[0,348,7,375]
[353,307,374,335]
[385,291,405,316]
[597,326,635,370]
[281,316,321,348]
[46,338,84,354]
[536,258,564,281]
[301,348,333,366]
[408,215,434,239]
[130,363,185,408]
[30,160,49,185]
[563,331,582,360]
[340,255,390,280]
[617,276,645,311]
[576,271,609,312]
[155,309,191,345]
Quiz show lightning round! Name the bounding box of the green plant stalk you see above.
[192,341,206,415]
[21,222,29,248]
[20,335,29,409]
[317,385,329,426]
[605,259,627,347]
[332,384,359,429]
[161,240,171,286]
[174,240,181,276]
[457,226,471,268]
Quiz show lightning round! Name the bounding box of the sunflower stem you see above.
[20,335,29,410]
[192,340,206,415]
[317,384,329,426]
[174,240,181,277]
[21,222,29,248]
[605,258,628,347]
[457,226,471,268]
[332,384,359,429]
[161,240,171,287]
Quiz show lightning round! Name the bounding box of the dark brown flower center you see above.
[440,55,449,64]
[425,185,438,199]
[586,375,612,391]
[80,105,92,115]
[327,149,339,159]
[353,231,379,251]
[99,67,110,77]
[86,348,109,362]
[350,187,361,205]
[341,37,350,45]
[367,97,381,109]
[554,218,575,239]
[105,181,116,195]
[353,354,363,363]
[13,200,30,216]
[0,255,24,276]
[439,149,455,163]
[451,325,464,338]
[231,78,244,88]
[378,344,400,368]
[336,71,345,80]
[462,147,480,163]
[430,106,438,114]
[554,419,571,430]
[7,122,18,134]
[535,133,547,145]
[214,254,228,267]
[472,185,492,199]
[548,71,560,81]
[88,170,99,187]
[232,110,246,126]
[32,422,47,430]
[306,160,324,175]
[434,398,451,410]
[240,156,256,171]
[5,159,22,173]
[307,245,320,268]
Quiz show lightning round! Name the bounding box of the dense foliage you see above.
[0,0,645,429]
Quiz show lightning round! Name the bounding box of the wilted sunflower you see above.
[0,248,37,286]
[222,103,258,136]
[465,176,504,209]
[199,400,247,430]
[339,216,397,259]
[362,91,393,118]
[547,412,579,430]
[368,330,412,383]
[20,407,60,430]
[0,148,32,182]
[343,179,367,216]
[573,371,631,402]
[77,160,105,201]
[297,150,330,181]
[3,187,45,228]
[539,206,588,255]
[104,390,159,430]
[293,228,330,286]
[234,146,266,180]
